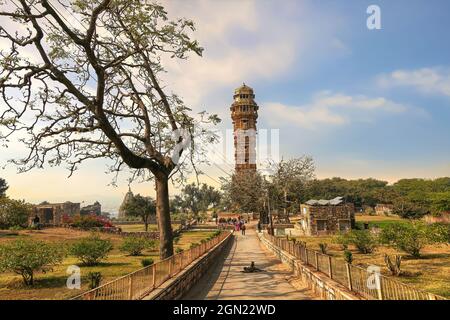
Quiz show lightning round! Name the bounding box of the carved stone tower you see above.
[118,187,134,219]
[231,84,258,173]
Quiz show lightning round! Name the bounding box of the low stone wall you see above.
[258,232,360,300]
[53,220,197,240]
[144,232,233,300]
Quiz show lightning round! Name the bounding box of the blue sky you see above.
[1,0,450,213]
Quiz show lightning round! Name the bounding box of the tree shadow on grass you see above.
[6,275,69,289]
[402,252,450,261]
[81,261,129,268]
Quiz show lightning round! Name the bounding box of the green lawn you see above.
[115,223,180,232]
[0,227,216,300]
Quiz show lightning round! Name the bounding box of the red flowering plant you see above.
[70,214,103,230]
[62,214,73,224]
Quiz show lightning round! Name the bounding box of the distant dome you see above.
[234,83,254,95]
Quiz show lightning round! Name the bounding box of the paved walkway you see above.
[183,226,315,300]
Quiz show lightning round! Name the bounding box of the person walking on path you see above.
[241,224,246,235]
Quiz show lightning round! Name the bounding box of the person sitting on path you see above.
[242,261,263,273]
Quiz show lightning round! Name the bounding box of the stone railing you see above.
[71,230,231,300]
[145,230,233,300]
[260,232,446,300]
[60,219,197,240]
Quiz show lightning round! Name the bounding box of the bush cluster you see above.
[70,234,113,266]
[120,237,156,256]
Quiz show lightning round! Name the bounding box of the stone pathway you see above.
[183,226,315,300]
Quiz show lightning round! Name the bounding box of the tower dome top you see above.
[234,83,254,95]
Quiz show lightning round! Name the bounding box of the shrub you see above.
[69,214,114,230]
[0,197,30,229]
[336,230,378,254]
[0,239,66,285]
[343,250,353,264]
[175,247,184,254]
[70,215,103,230]
[120,237,152,256]
[380,222,445,258]
[333,233,350,250]
[9,225,24,231]
[190,242,199,249]
[173,236,181,245]
[427,223,450,244]
[70,234,113,266]
[87,272,102,289]
[141,258,154,267]
[319,243,328,254]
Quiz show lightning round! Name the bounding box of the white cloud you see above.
[158,0,350,110]
[261,92,409,129]
[377,67,450,97]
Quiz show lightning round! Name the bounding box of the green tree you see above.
[0,0,219,259]
[380,222,445,258]
[177,183,222,217]
[0,197,31,229]
[335,230,378,254]
[0,239,66,285]
[122,194,156,232]
[70,234,113,266]
[222,170,264,213]
[0,178,8,197]
[391,197,429,219]
[304,177,389,208]
[430,192,450,215]
[120,237,155,256]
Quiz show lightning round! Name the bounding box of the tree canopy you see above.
[122,194,156,232]
[0,178,8,197]
[170,183,221,217]
[221,170,265,213]
[0,197,31,229]
[0,0,218,258]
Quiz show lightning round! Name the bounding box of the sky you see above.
[1,0,450,214]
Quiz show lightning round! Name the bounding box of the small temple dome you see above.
[234,83,254,95]
[118,187,134,219]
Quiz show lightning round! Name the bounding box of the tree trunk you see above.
[144,217,149,232]
[155,173,174,259]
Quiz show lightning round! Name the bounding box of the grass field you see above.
[0,227,215,300]
[115,223,180,233]
[292,215,450,298]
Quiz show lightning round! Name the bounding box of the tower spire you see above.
[231,83,258,174]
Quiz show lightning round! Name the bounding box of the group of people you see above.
[235,219,246,235]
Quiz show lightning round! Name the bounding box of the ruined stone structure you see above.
[374,203,394,216]
[118,187,134,219]
[231,84,258,174]
[80,201,102,216]
[31,201,80,225]
[299,198,355,236]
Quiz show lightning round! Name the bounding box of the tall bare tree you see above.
[271,156,315,221]
[0,0,218,258]
[221,170,265,214]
